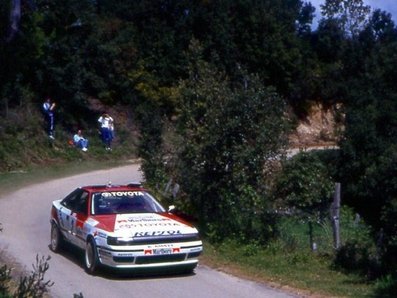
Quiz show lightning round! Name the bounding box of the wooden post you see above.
[331,183,341,250]
[309,221,317,252]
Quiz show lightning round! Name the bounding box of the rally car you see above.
[50,182,202,274]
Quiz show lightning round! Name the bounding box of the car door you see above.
[59,188,89,247]
[71,191,89,249]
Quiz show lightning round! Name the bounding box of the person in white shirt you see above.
[98,112,114,150]
[73,129,89,151]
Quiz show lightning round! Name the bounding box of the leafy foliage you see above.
[273,152,335,215]
[15,255,54,298]
[337,35,397,276]
[1,226,53,297]
[331,207,379,278]
[320,0,371,37]
[374,274,397,297]
[170,43,289,242]
[0,254,53,297]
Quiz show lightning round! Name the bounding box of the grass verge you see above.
[200,239,375,297]
[0,158,137,197]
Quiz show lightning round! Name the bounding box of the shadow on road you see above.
[48,242,197,280]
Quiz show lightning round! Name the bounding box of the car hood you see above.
[93,212,198,237]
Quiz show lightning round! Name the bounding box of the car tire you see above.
[84,238,99,274]
[50,223,63,252]
[181,265,196,275]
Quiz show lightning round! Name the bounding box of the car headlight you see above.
[107,236,134,245]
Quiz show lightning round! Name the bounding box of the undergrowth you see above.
[0,252,53,297]
[201,208,386,297]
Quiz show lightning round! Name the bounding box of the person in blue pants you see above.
[42,97,56,139]
[98,112,114,151]
[73,130,89,151]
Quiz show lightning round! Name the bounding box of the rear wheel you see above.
[84,238,99,274]
[50,223,63,252]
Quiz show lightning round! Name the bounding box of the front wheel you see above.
[50,223,63,252]
[84,238,99,274]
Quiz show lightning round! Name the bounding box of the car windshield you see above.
[92,190,166,215]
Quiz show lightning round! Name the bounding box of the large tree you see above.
[320,0,371,38]
[339,21,397,272]
[170,40,290,241]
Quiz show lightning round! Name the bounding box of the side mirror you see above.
[168,205,176,212]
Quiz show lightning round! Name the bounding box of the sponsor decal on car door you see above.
[58,206,74,242]
[69,212,88,248]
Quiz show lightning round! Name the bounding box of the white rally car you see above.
[50,182,202,274]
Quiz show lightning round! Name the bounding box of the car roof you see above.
[81,182,144,192]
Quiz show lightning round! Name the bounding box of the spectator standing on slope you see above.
[42,96,56,139]
[98,112,114,151]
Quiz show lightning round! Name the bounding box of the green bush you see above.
[1,224,53,297]
[14,255,54,297]
[273,151,335,215]
[334,240,375,274]
[274,206,376,258]
[374,274,397,297]
[170,56,289,243]
[0,264,12,297]
[331,207,381,279]
[0,255,53,298]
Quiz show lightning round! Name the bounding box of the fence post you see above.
[331,183,341,249]
[309,221,317,252]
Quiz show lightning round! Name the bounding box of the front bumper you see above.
[96,241,203,269]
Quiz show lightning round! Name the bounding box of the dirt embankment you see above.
[88,98,342,151]
[288,103,343,149]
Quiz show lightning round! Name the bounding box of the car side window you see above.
[75,191,88,214]
[61,189,89,214]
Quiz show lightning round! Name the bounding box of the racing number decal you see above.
[75,213,86,238]
[70,215,76,234]
[57,207,74,242]
[57,209,65,228]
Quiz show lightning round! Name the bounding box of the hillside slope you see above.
[288,103,342,149]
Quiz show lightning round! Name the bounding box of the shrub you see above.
[374,274,397,297]
[0,264,12,297]
[273,151,334,216]
[0,255,53,297]
[14,255,54,297]
[172,57,289,243]
[1,225,53,297]
[334,240,374,273]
